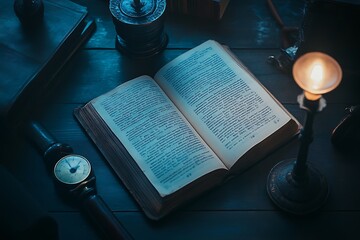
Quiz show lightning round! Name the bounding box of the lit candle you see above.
[293,52,342,101]
[310,64,323,89]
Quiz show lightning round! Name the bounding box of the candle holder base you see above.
[267,158,329,215]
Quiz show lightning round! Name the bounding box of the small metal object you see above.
[267,45,299,73]
[266,0,300,73]
[110,0,168,58]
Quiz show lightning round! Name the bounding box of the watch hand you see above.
[69,160,83,174]
[68,159,80,174]
[65,159,72,169]
[74,161,81,169]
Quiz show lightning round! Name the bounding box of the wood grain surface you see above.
[3,0,360,239]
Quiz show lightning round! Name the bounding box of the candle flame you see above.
[310,64,323,90]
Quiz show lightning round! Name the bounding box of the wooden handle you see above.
[25,121,73,169]
[82,194,133,240]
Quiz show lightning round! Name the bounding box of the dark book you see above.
[0,0,95,142]
[167,0,231,20]
[75,40,300,220]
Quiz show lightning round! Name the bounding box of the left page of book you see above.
[89,75,227,197]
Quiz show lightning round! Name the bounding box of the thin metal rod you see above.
[292,109,314,180]
[292,96,323,181]
[133,0,141,7]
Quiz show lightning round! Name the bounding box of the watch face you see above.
[54,154,91,184]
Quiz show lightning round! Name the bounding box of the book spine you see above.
[166,0,229,20]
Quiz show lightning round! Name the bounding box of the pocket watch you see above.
[25,121,132,239]
[54,154,92,185]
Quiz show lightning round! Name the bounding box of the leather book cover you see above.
[0,0,95,143]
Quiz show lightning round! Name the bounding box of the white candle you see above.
[310,64,323,90]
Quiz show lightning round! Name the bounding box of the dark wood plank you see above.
[2,1,360,239]
[51,211,360,240]
[128,211,360,239]
[51,212,102,240]
[47,48,360,106]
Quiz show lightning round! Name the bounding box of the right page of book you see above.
[154,40,293,169]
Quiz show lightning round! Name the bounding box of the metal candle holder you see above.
[267,52,342,215]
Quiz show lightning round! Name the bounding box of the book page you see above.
[154,40,292,169]
[90,76,227,197]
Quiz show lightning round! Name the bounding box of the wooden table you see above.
[3,0,360,239]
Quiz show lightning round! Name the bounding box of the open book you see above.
[74,40,300,220]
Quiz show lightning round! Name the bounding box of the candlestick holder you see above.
[266,52,342,215]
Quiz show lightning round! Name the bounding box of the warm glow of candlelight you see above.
[293,52,342,100]
[310,64,323,90]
